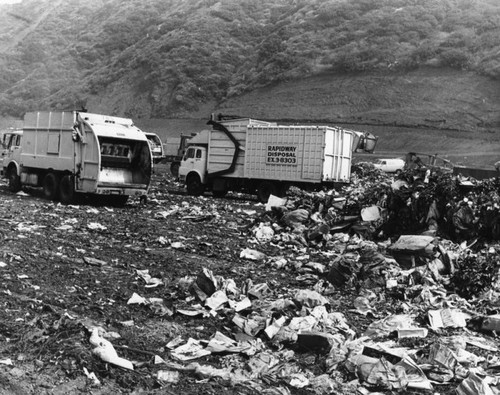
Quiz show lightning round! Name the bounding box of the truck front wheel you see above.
[186,173,204,196]
[257,181,279,203]
[59,175,75,204]
[43,173,59,200]
[7,168,21,193]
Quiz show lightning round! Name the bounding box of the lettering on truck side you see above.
[266,145,298,165]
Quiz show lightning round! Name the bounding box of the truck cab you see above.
[178,145,207,195]
[1,129,22,179]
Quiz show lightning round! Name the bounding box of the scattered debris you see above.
[5,164,500,394]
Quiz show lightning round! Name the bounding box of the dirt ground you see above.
[0,164,328,394]
[0,163,486,395]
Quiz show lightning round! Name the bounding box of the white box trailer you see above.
[3,111,153,205]
[178,117,355,201]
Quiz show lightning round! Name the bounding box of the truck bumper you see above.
[95,185,148,196]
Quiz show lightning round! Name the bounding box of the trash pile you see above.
[4,165,500,394]
[85,165,500,393]
[83,222,500,393]
[268,164,500,244]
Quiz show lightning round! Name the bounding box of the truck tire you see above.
[257,181,279,203]
[43,173,59,200]
[59,175,75,204]
[7,168,21,193]
[170,162,180,178]
[186,173,204,196]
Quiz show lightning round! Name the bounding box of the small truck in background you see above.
[145,132,165,164]
[162,133,193,177]
[2,111,153,205]
[178,115,377,202]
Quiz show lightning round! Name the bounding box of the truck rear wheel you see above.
[186,173,204,196]
[7,168,21,193]
[257,181,279,203]
[59,175,75,204]
[43,173,59,200]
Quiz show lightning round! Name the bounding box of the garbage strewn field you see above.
[2,163,500,395]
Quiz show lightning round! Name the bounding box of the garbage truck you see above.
[178,115,377,202]
[2,111,153,205]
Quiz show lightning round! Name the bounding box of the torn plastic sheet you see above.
[253,224,275,242]
[247,351,280,378]
[170,338,211,361]
[205,290,229,311]
[293,289,329,308]
[361,206,381,222]
[428,343,458,371]
[240,248,267,261]
[456,370,496,395]
[126,292,171,316]
[136,269,163,288]
[397,357,433,391]
[157,370,180,383]
[83,367,101,386]
[205,331,254,355]
[363,315,413,338]
[287,315,318,333]
[265,195,287,211]
[89,328,133,370]
[188,362,250,383]
[247,283,272,299]
[365,358,408,389]
[264,316,287,340]
[228,297,252,312]
[232,313,267,337]
[289,373,309,388]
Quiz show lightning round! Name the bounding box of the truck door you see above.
[2,133,21,165]
[180,146,206,180]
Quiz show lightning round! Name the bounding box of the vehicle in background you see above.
[178,115,376,202]
[0,129,22,168]
[162,133,193,177]
[404,152,453,172]
[453,165,498,180]
[2,111,153,205]
[373,158,405,173]
[145,132,165,164]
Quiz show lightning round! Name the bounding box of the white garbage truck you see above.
[178,115,377,202]
[2,111,153,205]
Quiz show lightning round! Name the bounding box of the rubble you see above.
[4,164,500,394]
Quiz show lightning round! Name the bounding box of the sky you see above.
[0,0,22,4]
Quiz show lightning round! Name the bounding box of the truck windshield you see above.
[185,148,195,159]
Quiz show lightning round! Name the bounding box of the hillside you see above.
[0,0,499,166]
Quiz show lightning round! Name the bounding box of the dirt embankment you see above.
[216,67,500,133]
[4,67,500,167]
